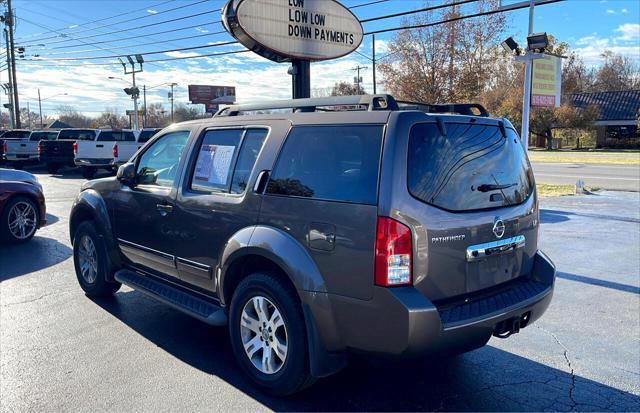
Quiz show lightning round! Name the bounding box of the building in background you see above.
[571,90,640,149]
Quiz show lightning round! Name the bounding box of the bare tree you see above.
[592,51,640,92]
[55,105,92,128]
[330,81,366,96]
[94,108,128,129]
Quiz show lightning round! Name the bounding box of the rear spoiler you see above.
[397,101,489,117]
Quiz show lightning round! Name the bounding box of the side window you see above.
[266,125,383,205]
[136,130,190,187]
[189,128,268,193]
[231,129,268,194]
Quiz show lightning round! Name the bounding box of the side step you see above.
[114,269,227,326]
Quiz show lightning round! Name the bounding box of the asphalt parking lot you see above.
[1,167,639,412]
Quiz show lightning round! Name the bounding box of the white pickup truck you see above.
[74,128,161,179]
[74,129,140,179]
[2,130,57,168]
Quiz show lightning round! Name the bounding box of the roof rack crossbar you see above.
[397,101,489,117]
[215,94,399,116]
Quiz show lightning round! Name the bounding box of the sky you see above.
[2,0,639,119]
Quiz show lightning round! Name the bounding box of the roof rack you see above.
[215,94,399,116]
[397,101,489,117]
[214,94,489,117]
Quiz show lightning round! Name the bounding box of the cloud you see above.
[164,51,202,58]
[147,9,158,14]
[606,9,616,14]
[615,23,640,41]
[573,33,640,65]
[606,8,629,15]
[195,27,209,33]
[621,8,628,13]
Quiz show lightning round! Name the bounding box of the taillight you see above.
[72,142,78,154]
[1,142,6,155]
[112,144,118,158]
[375,217,412,287]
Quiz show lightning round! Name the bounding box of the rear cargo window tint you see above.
[267,125,383,205]
[58,130,95,140]
[97,131,135,142]
[408,123,533,212]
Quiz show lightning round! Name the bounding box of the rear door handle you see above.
[96,144,104,148]
[156,204,173,216]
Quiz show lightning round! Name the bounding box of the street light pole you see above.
[520,0,536,151]
[143,85,147,128]
[131,70,139,130]
[170,83,175,123]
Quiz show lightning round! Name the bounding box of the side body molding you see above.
[218,225,328,304]
[70,189,121,279]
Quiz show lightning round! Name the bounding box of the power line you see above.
[19,48,250,67]
[364,0,564,35]
[29,41,238,61]
[14,0,178,41]
[19,0,214,44]
[350,0,391,9]
[42,24,224,51]
[19,10,219,47]
[359,0,479,23]
[35,31,226,56]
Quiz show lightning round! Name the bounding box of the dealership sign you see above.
[531,54,562,108]
[222,0,363,63]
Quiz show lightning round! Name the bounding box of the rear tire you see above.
[229,272,314,395]
[73,221,121,297]
[0,196,39,243]
[46,162,59,174]
[81,167,96,180]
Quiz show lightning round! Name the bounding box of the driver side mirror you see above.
[116,163,136,187]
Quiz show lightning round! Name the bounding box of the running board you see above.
[114,269,227,326]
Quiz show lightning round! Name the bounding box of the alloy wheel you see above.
[7,201,37,240]
[240,295,288,375]
[78,235,98,284]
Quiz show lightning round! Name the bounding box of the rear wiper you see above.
[477,183,516,192]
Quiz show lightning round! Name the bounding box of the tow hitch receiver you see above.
[493,312,531,338]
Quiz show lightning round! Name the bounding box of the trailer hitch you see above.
[493,312,531,339]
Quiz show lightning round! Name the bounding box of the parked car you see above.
[3,130,58,169]
[69,95,556,395]
[39,129,96,174]
[74,129,138,179]
[136,128,162,144]
[0,130,32,166]
[0,168,46,243]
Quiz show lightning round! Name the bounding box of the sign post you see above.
[222,0,363,99]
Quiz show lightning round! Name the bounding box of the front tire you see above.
[0,196,39,243]
[73,221,121,297]
[229,272,314,395]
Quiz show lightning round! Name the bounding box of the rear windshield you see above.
[408,122,533,212]
[1,131,30,139]
[58,130,96,140]
[97,131,135,142]
[29,131,58,141]
[137,129,160,143]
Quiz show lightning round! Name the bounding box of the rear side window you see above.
[266,125,383,205]
[137,129,160,143]
[97,131,135,141]
[58,130,95,140]
[29,132,46,141]
[2,131,30,139]
[408,122,533,212]
[190,128,267,193]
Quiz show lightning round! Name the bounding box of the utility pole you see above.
[351,65,368,93]
[372,34,377,94]
[118,55,143,130]
[3,30,14,127]
[142,85,146,128]
[26,101,30,129]
[521,0,535,151]
[6,0,19,128]
[169,83,176,123]
[1,82,13,128]
[38,88,42,128]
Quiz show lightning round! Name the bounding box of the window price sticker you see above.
[194,144,236,186]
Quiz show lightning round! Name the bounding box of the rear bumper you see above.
[40,155,74,164]
[74,158,114,167]
[5,154,38,161]
[305,250,555,360]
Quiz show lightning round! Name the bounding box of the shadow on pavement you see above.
[558,271,640,294]
[93,291,640,412]
[0,236,72,281]
[541,209,640,225]
[45,213,59,226]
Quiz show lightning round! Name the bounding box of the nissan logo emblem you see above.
[493,218,505,239]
